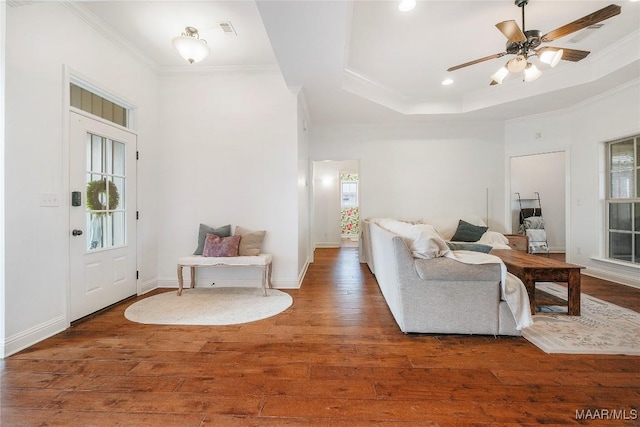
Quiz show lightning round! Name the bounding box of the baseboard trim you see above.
[297,258,310,288]
[2,316,67,358]
[315,242,340,248]
[584,267,640,290]
[139,278,158,295]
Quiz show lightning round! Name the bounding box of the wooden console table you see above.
[491,249,584,316]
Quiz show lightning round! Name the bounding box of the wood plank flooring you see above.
[2,247,639,426]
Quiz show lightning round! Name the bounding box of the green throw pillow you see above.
[450,220,488,242]
[194,223,231,255]
[446,242,492,253]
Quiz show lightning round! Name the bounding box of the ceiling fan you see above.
[447,0,622,85]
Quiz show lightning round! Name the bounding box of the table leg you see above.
[567,269,581,316]
[522,271,536,315]
[177,265,184,296]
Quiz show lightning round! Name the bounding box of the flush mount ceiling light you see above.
[448,0,621,85]
[398,0,416,12]
[172,26,210,64]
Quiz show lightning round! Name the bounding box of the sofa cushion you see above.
[194,223,232,255]
[234,226,266,256]
[451,220,489,242]
[202,234,240,257]
[446,242,493,253]
[410,224,450,259]
[375,219,449,259]
[478,231,509,246]
[414,257,501,281]
[422,215,486,240]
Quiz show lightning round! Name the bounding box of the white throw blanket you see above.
[526,229,547,243]
[444,251,534,330]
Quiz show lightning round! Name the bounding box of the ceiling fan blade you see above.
[541,4,621,43]
[447,52,507,72]
[542,47,591,62]
[496,20,526,43]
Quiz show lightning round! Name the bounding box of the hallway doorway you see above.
[311,160,360,249]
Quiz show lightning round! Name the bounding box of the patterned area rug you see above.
[124,287,293,326]
[522,282,640,355]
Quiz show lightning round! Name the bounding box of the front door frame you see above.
[62,66,139,326]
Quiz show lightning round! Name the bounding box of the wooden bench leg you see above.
[261,266,268,297]
[177,265,184,296]
[190,266,196,290]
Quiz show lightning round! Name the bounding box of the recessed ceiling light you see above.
[398,0,416,12]
[441,78,454,86]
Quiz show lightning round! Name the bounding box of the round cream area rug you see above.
[124,287,293,326]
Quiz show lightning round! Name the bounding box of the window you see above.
[86,133,126,251]
[606,136,640,264]
[341,180,358,207]
[70,83,128,127]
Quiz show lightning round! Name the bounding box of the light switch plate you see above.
[40,192,60,207]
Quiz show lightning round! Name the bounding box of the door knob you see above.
[72,229,83,236]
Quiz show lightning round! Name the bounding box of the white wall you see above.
[1,2,7,355]
[296,95,311,277]
[312,160,358,247]
[310,122,507,231]
[155,70,301,288]
[3,2,160,356]
[505,80,640,288]
[510,151,566,252]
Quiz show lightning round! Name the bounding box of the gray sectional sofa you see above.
[365,218,520,336]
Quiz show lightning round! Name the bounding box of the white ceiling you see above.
[78,0,640,126]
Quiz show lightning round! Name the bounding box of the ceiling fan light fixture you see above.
[524,63,542,82]
[506,54,527,73]
[172,26,210,64]
[491,66,509,84]
[539,48,563,68]
[398,0,416,12]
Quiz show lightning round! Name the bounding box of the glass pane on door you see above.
[85,132,126,251]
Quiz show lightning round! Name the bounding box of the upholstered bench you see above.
[177,254,273,296]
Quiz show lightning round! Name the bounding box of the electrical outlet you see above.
[576,247,581,255]
[40,192,60,207]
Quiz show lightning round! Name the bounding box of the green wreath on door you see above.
[86,179,120,214]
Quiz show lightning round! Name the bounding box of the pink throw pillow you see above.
[202,233,240,257]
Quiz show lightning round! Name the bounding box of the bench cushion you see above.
[178,254,272,266]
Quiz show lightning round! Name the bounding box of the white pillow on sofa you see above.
[409,224,450,259]
[376,218,415,248]
[478,230,509,246]
[422,215,487,241]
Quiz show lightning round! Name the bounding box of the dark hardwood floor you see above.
[2,248,639,426]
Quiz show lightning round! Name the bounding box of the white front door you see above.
[69,111,137,321]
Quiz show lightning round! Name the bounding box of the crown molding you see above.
[6,1,34,8]
[60,2,159,73]
[158,64,281,77]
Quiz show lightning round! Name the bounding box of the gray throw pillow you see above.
[446,242,492,253]
[194,223,231,255]
[450,220,489,242]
